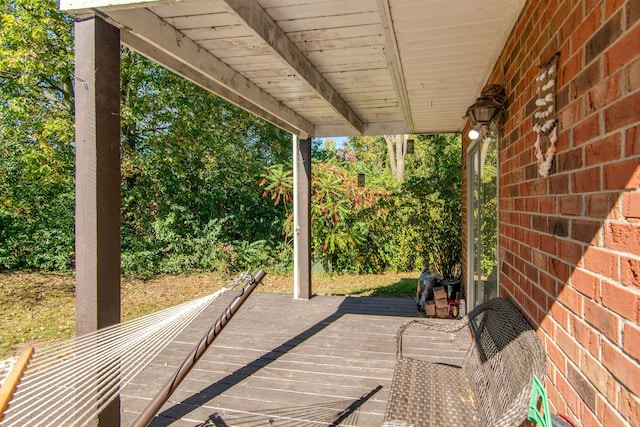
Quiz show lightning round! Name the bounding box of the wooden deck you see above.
[121,292,470,426]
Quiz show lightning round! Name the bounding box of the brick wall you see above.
[462,0,640,425]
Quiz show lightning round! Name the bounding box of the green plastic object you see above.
[527,374,553,427]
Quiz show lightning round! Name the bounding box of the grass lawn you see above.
[0,270,418,359]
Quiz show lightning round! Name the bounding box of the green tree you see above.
[1,0,293,276]
[0,0,75,270]
[401,134,462,277]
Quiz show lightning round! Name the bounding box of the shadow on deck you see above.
[121,292,470,427]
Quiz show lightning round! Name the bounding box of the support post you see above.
[293,135,312,299]
[74,16,121,426]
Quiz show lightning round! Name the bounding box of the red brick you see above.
[597,396,627,427]
[586,10,623,64]
[559,239,584,265]
[604,20,640,74]
[628,0,640,27]
[559,4,583,42]
[585,134,622,166]
[572,166,601,193]
[621,256,640,289]
[574,113,601,146]
[586,71,622,114]
[626,56,640,92]
[539,197,557,214]
[567,362,597,412]
[538,235,557,255]
[555,370,585,418]
[550,256,570,280]
[570,315,601,356]
[546,335,567,372]
[584,298,620,344]
[540,271,558,296]
[619,387,640,427]
[623,321,640,361]
[548,0,569,35]
[559,97,583,128]
[624,191,640,220]
[571,60,602,100]
[550,174,569,194]
[626,126,640,156]
[583,246,619,280]
[572,5,603,53]
[557,285,583,316]
[556,325,581,364]
[532,249,546,269]
[559,195,582,215]
[570,267,600,299]
[581,350,618,400]
[553,217,571,238]
[571,219,602,244]
[602,281,640,322]
[605,222,640,255]
[556,146,583,172]
[605,0,627,19]
[531,287,547,315]
[603,340,640,395]
[586,192,620,218]
[604,90,640,133]
[603,157,640,190]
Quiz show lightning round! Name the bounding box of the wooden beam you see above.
[60,0,164,12]
[74,16,121,425]
[376,0,414,132]
[107,7,313,138]
[293,135,312,300]
[220,0,364,135]
[313,121,416,137]
[122,31,306,137]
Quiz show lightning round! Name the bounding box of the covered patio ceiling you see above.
[61,0,525,139]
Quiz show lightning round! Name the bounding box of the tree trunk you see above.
[385,134,409,180]
[384,135,397,177]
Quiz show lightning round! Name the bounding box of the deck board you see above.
[121,292,470,426]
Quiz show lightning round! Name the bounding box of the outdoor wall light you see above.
[465,84,508,139]
[468,125,481,140]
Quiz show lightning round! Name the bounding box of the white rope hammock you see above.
[1,272,253,427]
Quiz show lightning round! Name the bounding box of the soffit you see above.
[60,0,525,138]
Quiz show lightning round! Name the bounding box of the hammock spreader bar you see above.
[132,268,266,427]
[0,347,33,422]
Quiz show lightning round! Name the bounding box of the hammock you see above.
[0,269,264,426]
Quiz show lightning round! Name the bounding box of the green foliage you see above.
[0,0,75,271]
[401,134,463,278]
[1,0,293,276]
[1,1,464,280]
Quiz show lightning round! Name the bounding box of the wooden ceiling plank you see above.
[376,0,413,133]
[149,0,227,17]
[275,11,380,32]
[219,0,364,135]
[264,0,378,21]
[107,7,313,138]
[60,0,165,14]
[121,30,307,137]
[287,24,382,43]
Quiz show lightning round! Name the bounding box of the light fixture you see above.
[357,173,365,188]
[465,99,499,126]
[464,84,508,138]
[468,125,481,140]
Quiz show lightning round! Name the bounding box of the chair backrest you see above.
[462,297,546,427]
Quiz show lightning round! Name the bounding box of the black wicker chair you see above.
[383,297,546,427]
